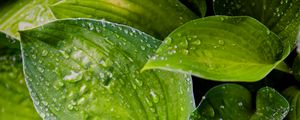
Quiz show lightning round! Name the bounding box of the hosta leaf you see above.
[190,84,289,120]
[292,55,300,81]
[50,0,198,39]
[292,36,300,81]
[283,86,300,120]
[0,0,57,39]
[142,16,290,81]
[0,32,40,120]
[213,0,300,47]
[180,0,207,17]
[20,19,194,119]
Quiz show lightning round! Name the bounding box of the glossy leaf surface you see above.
[143,16,290,81]
[0,0,57,39]
[213,0,300,47]
[190,84,289,120]
[20,19,194,119]
[283,86,300,120]
[50,0,198,39]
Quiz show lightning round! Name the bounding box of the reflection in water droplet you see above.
[63,70,83,82]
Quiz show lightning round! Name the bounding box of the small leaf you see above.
[282,86,300,120]
[50,0,198,39]
[143,16,290,81]
[20,19,194,119]
[190,84,289,120]
[0,0,57,39]
[0,32,40,120]
[213,0,300,48]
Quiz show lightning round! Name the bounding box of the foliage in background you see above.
[0,0,300,120]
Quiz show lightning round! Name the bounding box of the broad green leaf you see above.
[283,86,300,120]
[180,0,207,17]
[20,19,194,119]
[213,0,300,48]
[0,32,40,120]
[50,0,198,39]
[190,84,289,120]
[142,16,290,81]
[0,0,57,39]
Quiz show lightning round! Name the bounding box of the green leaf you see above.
[292,55,300,81]
[293,32,300,81]
[283,86,300,120]
[142,16,290,81]
[213,0,300,48]
[190,84,289,120]
[50,0,198,39]
[180,0,207,17]
[0,0,57,39]
[20,19,194,119]
[0,32,40,120]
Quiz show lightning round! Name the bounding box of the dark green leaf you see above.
[143,16,290,81]
[213,0,300,48]
[0,32,40,120]
[0,0,57,39]
[50,0,198,39]
[283,86,300,120]
[180,0,207,17]
[20,19,194,119]
[190,84,289,120]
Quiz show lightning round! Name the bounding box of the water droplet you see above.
[42,50,48,56]
[31,54,37,59]
[192,40,201,45]
[150,90,159,103]
[63,71,83,82]
[141,46,146,50]
[218,40,225,45]
[145,98,153,107]
[220,105,225,109]
[182,49,189,55]
[59,50,70,59]
[238,102,243,106]
[135,78,143,87]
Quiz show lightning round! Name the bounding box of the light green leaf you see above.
[0,32,40,120]
[190,84,289,120]
[213,0,300,48]
[0,0,57,39]
[50,0,198,39]
[283,86,300,120]
[20,19,194,119]
[142,16,290,81]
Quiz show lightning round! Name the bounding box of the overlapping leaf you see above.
[190,84,289,120]
[143,16,290,81]
[0,0,57,39]
[20,19,194,119]
[283,86,300,120]
[0,32,40,120]
[213,0,300,47]
[50,0,198,39]
[179,0,207,17]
